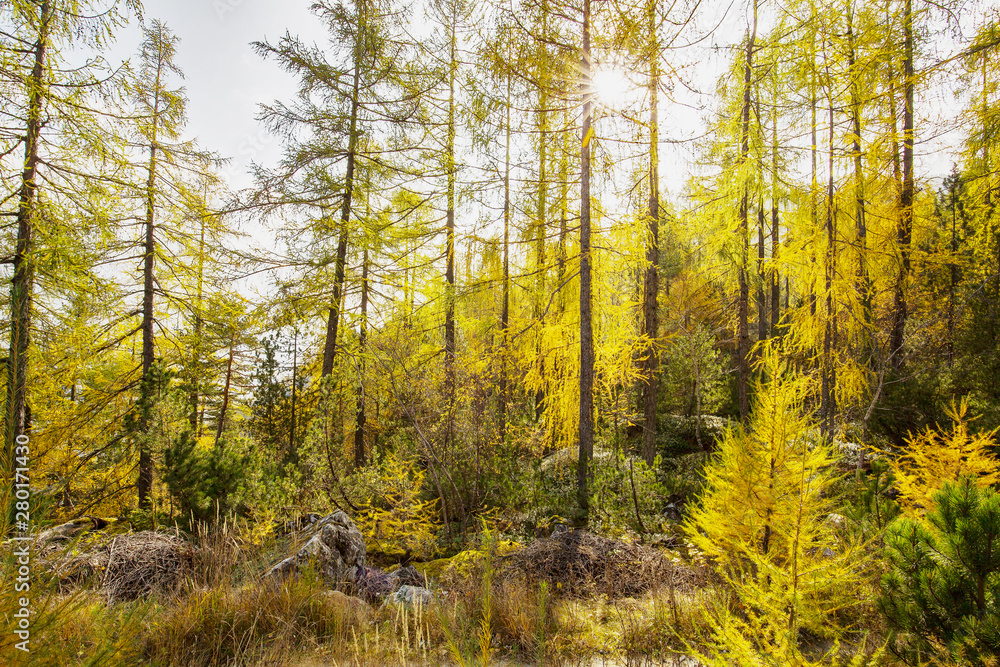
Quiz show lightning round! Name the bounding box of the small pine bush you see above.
[163,431,245,525]
[881,476,1000,665]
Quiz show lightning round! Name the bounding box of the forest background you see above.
[2,0,1000,661]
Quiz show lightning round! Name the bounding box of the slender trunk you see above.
[822,102,837,440]
[190,210,206,434]
[757,195,767,342]
[770,78,780,335]
[534,9,549,424]
[355,247,368,468]
[846,2,872,336]
[322,4,363,376]
[809,17,818,320]
[500,64,511,443]
[6,1,48,495]
[290,329,298,463]
[558,104,569,307]
[948,201,957,364]
[444,14,457,382]
[985,51,993,213]
[215,333,235,448]
[138,42,165,510]
[890,0,914,370]
[736,4,758,422]
[322,221,350,375]
[578,0,594,521]
[641,0,660,466]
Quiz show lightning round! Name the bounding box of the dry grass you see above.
[2,519,899,667]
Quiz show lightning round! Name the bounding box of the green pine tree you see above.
[881,476,1000,666]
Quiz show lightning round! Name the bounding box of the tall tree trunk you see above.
[846,2,872,338]
[138,41,165,510]
[321,2,364,377]
[558,103,569,308]
[578,0,594,522]
[948,198,957,364]
[500,63,511,443]
[641,0,660,466]
[354,247,368,468]
[534,7,549,424]
[736,3,758,422]
[890,0,914,370]
[215,333,235,448]
[190,208,206,435]
[444,14,457,382]
[757,194,767,342]
[822,102,837,440]
[770,78,780,335]
[6,1,48,495]
[290,329,298,463]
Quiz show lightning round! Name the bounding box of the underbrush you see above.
[1,516,905,667]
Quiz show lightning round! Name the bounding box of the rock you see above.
[265,511,366,586]
[356,564,429,603]
[390,564,427,589]
[386,585,432,608]
[37,517,110,547]
[356,565,394,602]
[322,590,373,619]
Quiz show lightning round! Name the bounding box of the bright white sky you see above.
[105,0,331,192]
[101,0,975,212]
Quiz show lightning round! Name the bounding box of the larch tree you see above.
[0,0,138,522]
[252,0,414,380]
[128,21,217,510]
[577,0,594,521]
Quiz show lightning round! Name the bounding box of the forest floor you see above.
[2,510,885,666]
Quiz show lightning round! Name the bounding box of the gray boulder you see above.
[266,511,366,585]
[386,584,433,608]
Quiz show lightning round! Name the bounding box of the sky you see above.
[105,0,330,192]
[101,0,977,215]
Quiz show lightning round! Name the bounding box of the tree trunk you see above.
[321,3,364,377]
[757,196,767,342]
[138,41,165,510]
[444,14,457,383]
[534,9,549,424]
[736,5,758,422]
[890,0,914,370]
[500,63,511,443]
[822,102,837,440]
[578,0,594,522]
[641,0,660,466]
[354,247,368,468]
[215,333,235,448]
[190,209,206,435]
[5,1,48,495]
[846,2,872,337]
[770,80,780,335]
[290,329,298,463]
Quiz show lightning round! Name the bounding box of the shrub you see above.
[683,355,871,664]
[163,432,245,526]
[888,399,1000,516]
[881,476,1000,665]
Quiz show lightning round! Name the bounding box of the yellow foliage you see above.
[889,399,1000,516]
[414,540,521,582]
[684,352,871,664]
[352,453,440,560]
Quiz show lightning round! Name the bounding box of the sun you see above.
[591,66,641,108]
